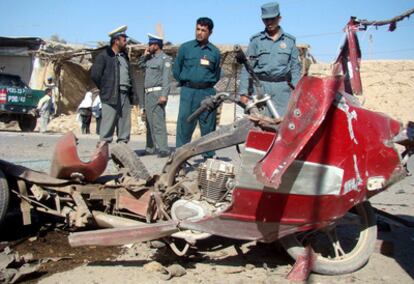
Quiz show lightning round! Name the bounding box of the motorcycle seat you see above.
[50,131,108,182]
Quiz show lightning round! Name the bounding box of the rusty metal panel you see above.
[117,190,153,218]
[0,159,70,186]
[17,180,31,225]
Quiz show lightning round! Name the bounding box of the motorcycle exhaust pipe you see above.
[92,211,143,228]
[68,220,179,247]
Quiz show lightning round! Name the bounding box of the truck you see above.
[0,73,44,131]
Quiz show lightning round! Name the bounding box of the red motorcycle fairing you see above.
[221,83,404,230]
[332,17,363,96]
[254,76,341,187]
[50,132,109,182]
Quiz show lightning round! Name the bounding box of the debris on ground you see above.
[143,261,164,273]
[143,260,186,280]
[0,246,40,283]
[161,263,186,280]
[1,218,121,283]
[223,267,245,274]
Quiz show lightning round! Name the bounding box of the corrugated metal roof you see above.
[0,37,44,50]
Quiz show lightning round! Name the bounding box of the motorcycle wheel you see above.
[110,143,151,181]
[0,169,10,226]
[280,201,377,275]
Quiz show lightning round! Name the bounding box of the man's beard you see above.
[118,44,127,52]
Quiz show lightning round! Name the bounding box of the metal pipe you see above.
[266,100,281,119]
[68,220,179,247]
[168,241,190,256]
[92,210,143,228]
[36,207,65,217]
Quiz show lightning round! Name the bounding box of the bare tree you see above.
[50,34,67,44]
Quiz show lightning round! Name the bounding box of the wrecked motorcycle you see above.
[0,17,413,278]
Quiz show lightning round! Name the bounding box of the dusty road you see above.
[0,130,413,283]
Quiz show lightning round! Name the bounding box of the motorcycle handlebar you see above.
[186,92,232,123]
[234,45,281,119]
[234,45,247,64]
[234,45,262,93]
[187,105,208,123]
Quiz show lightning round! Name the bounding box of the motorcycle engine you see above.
[170,159,235,222]
[197,158,235,203]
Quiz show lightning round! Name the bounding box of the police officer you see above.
[138,34,172,157]
[173,17,221,159]
[239,2,301,117]
[91,25,135,144]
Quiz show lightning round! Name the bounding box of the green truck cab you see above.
[0,73,44,131]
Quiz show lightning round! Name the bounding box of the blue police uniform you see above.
[173,39,221,158]
[138,50,172,156]
[240,3,301,117]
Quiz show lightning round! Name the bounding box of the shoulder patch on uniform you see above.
[250,31,264,41]
[283,32,296,41]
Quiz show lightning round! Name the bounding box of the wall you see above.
[0,55,33,85]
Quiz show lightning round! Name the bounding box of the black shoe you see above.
[157,151,171,158]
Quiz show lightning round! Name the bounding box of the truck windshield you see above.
[0,74,27,88]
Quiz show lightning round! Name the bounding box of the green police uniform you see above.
[240,2,301,117]
[173,39,221,158]
[138,50,172,154]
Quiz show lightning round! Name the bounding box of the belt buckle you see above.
[146,86,161,93]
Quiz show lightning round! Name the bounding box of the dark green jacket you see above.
[173,40,221,85]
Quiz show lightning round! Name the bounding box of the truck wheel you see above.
[0,169,10,226]
[18,115,37,132]
[110,143,151,181]
[280,201,377,275]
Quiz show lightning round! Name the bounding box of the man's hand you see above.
[158,96,168,105]
[239,94,250,105]
[141,109,146,122]
[29,109,40,118]
[144,48,150,57]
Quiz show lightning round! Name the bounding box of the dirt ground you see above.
[0,216,120,284]
[2,214,413,283]
[0,208,412,284]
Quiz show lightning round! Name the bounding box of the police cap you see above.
[261,2,280,19]
[147,33,163,45]
[108,25,129,38]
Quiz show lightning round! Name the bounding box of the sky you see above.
[1,0,414,62]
